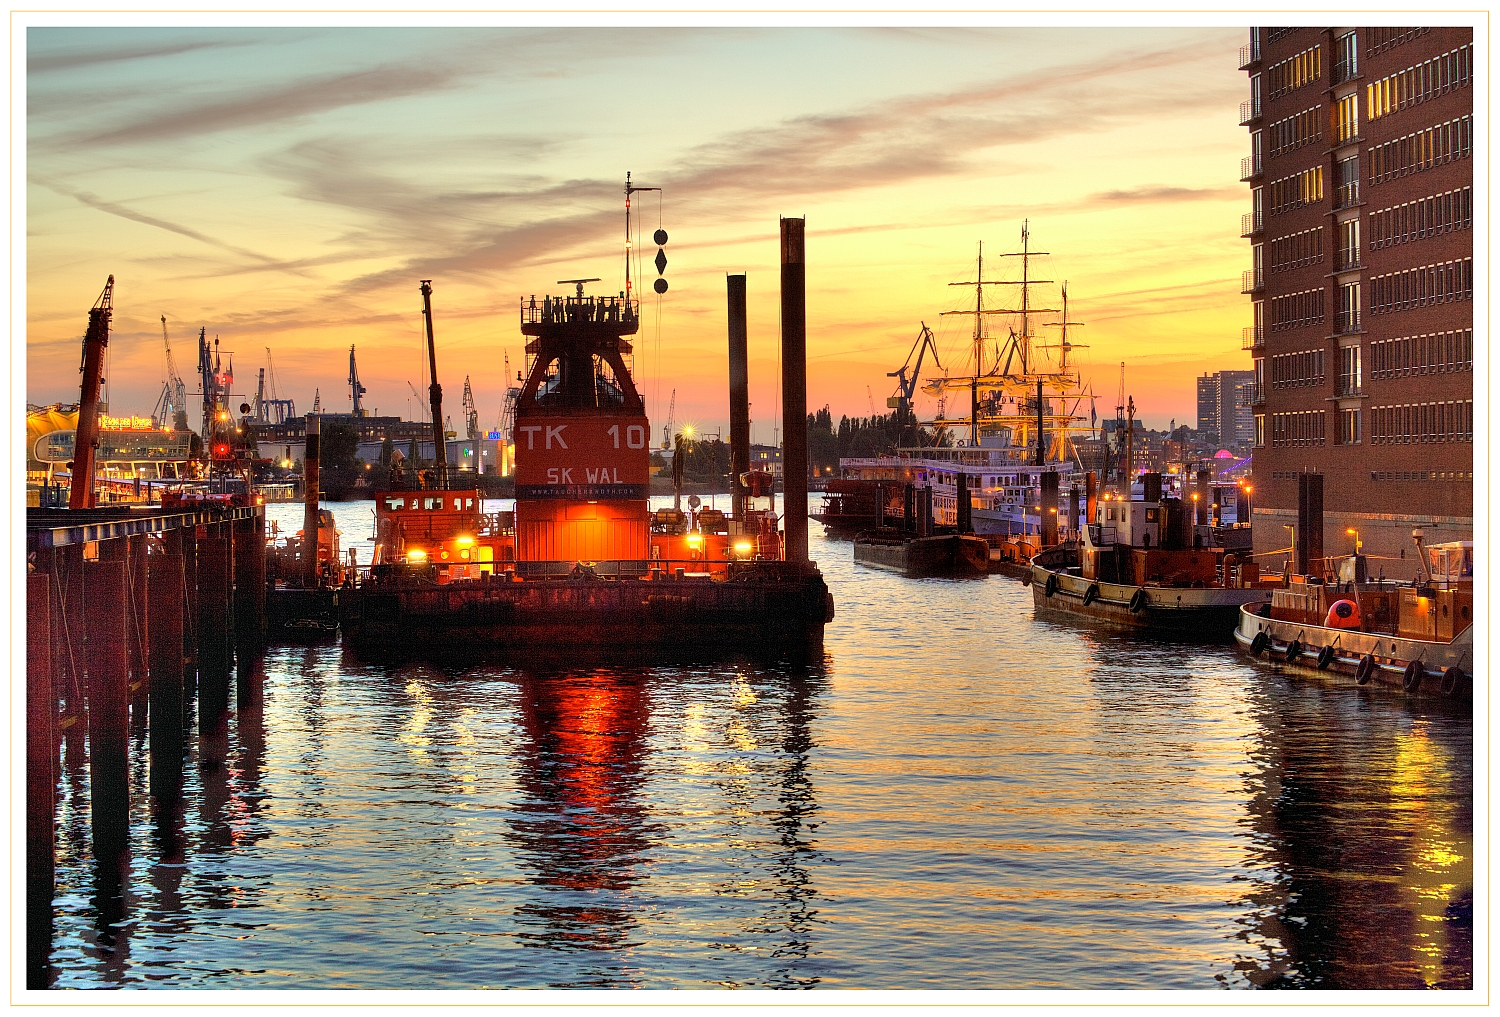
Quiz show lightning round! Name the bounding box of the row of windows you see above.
[1368,116,1472,184]
[1267,105,1322,158]
[1367,186,1471,249]
[1369,470,1471,483]
[1269,226,1323,273]
[1368,400,1473,444]
[1369,258,1473,313]
[1266,44,1321,99]
[1367,45,1473,120]
[1266,28,1305,45]
[1269,288,1325,332]
[1365,27,1430,58]
[1269,410,1326,447]
[1269,348,1325,388]
[1267,166,1323,216]
[1369,329,1473,378]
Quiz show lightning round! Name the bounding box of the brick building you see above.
[1239,26,1472,576]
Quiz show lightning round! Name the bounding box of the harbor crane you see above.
[661,388,676,449]
[151,315,189,430]
[462,376,479,440]
[69,275,114,510]
[349,345,367,416]
[887,322,942,413]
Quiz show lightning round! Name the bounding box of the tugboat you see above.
[340,189,832,658]
[1233,532,1473,700]
[1029,469,1274,638]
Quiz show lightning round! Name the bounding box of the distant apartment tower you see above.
[1239,26,1472,574]
[1196,369,1256,447]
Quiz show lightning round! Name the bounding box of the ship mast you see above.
[623,171,660,304]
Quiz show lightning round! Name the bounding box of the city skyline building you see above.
[1196,369,1256,448]
[1239,25,1472,575]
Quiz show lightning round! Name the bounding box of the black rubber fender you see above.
[1285,639,1302,663]
[1316,644,1336,670]
[1044,573,1058,598]
[1355,654,1376,684]
[1402,659,1425,694]
[1440,666,1465,697]
[1129,588,1147,613]
[1083,583,1100,606]
[1020,571,1032,587]
[1249,631,1269,657]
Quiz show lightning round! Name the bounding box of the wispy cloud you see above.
[27,35,255,74]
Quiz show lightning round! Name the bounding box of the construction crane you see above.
[349,345,367,416]
[462,375,479,440]
[661,388,676,449]
[69,275,113,510]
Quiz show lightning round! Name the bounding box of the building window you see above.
[1333,93,1359,144]
[1336,282,1361,334]
[1254,414,1266,448]
[1339,407,1362,445]
[1333,31,1358,84]
[1337,219,1360,269]
[1366,27,1430,57]
[1369,400,1473,444]
[1335,155,1360,208]
[1268,105,1324,159]
[1339,344,1362,395]
[1269,225,1324,273]
[1268,166,1323,216]
[1270,348,1325,389]
[1369,328,1473,378]
[1269,288,1326,332]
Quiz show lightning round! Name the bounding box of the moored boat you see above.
[1029,470,1274,638]
[1232,537,1473,700]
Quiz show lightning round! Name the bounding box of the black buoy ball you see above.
[654,229,668,246]
[653,278,668,294]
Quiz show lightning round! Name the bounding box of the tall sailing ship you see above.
[831,223,1093,540]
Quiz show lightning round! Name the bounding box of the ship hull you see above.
[340,568,834,660]
[1029,562,1271,639]
[853,533,989,577]
[1232,603,1473,701]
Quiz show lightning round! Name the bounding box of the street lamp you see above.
[1346,527,1362,554]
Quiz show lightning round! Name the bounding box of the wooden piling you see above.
[147,555,185,799]
[727,274,751,522]
[27,572,55,988]
[85,559,131,860]
[1040,472,1059,546]
[127,535,149,731]
[233,513,267,701]
[779,217,809,564]
[197,533,233,767]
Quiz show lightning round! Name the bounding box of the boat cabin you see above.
[372,488,514,581]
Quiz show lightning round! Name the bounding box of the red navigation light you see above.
[213,443,231,459]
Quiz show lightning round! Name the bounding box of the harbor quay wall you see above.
[1250,506,1471,582]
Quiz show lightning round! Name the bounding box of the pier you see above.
[25,502,265,988]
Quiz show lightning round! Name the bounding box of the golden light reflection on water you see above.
[399,680,433,760]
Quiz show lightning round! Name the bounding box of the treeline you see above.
[807,405,947,474]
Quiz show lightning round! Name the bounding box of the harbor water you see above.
[41,498,1473,990]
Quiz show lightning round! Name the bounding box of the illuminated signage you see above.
[99,414,159,431]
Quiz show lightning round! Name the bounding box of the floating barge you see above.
[334,208,832,658]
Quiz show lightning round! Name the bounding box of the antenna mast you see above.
[623,171,661,302]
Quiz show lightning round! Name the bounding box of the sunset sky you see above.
[24,22,1254,441]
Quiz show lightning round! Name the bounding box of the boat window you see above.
[1106,508,1115,521]
[384,496,406,510]
[466,498,476,511]
[1146,508,1157,521]
[423,497,442,510]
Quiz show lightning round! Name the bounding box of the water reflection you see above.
[505,669,659,974]
[1231,677,1473,988]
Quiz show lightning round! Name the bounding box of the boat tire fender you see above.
[1044,573,1058,598]
[1083,583,1099,606]
[1249,631,1269,657]
[1402,659,1424,694]
[1355,654,1376,685]
[1439,666,1465,698]
[1285,639,1302,663]
[1315,644,1336,670]
[1128,589,1147,614]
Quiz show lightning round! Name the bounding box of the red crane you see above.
[69,275,114,510]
